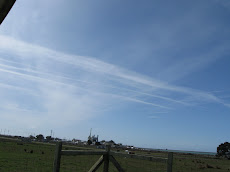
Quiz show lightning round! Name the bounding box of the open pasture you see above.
[0,137,229,171]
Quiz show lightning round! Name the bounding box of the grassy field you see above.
[0,137,229,171]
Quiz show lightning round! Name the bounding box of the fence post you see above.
[167,152,173,172]
[53,142,62,172]
[103,144,111,172]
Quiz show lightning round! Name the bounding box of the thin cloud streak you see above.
[0,65,171,109]
[0,34,229,108]
[0,55,190,106]
[102,93,171,109]
[0,82,39,97]
[148,116,159,119]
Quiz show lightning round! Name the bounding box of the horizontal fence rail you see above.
[61,150,107,156]
[110,152,168,163]
[53,142,173,172]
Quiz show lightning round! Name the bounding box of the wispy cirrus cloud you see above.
[0,34,229,130]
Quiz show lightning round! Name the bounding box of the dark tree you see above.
[217,142,230,159]
[46,136,52,142]
[29,135,35,140]
[36,134,44,141]
[109,140,115,144]
[87,139,92,145]
[95,142,101,146]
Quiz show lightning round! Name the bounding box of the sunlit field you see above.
[0,137,229,172]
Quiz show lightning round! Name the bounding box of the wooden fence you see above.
[53,142,173,172]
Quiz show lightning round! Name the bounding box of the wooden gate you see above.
[53,142,173,172]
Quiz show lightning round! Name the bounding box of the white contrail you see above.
[0,34,229,108]
[0,61,190,105]
[0,67,171,109]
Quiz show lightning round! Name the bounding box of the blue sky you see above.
[0,0,230,152]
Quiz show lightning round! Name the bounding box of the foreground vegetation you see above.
[0,137,229,171]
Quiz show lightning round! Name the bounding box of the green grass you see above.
[0,137,54,172]
[172,153,230,172]
[60,154,167,172]
[0,137,229,171]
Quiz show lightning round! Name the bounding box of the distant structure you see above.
[88,128,98,145]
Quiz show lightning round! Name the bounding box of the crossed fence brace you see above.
[53,142,173,172]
